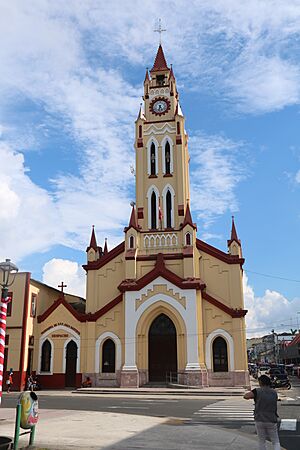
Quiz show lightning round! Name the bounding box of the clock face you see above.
[150,97,170,116]
[153,100,167,113]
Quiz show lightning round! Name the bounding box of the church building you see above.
[5,45,249,390]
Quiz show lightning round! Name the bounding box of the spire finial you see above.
[87,225,97,252]
[154,18,166,45]
[104,238,108,255]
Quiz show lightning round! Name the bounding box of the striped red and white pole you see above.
[0,292,9,405]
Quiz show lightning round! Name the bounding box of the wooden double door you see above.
[65,340,78,387]
[148,313,177,382]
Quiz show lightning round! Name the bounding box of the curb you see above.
[73,388,246,397]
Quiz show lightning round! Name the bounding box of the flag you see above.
[158,198,163,222]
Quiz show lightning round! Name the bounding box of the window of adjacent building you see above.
[41,339,52,372]
[150,142,156,175]
[102,339,115,373]
[5,334,9,345]
[6,292,13,316]
[166,190,172,228]
[213,337,228,372]
[30,293,37,318]
[29,335,34,346]
[151,191,157,229]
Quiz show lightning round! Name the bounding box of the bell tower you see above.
[134,45,191,234]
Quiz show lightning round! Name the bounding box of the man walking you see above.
[244,374,280,450]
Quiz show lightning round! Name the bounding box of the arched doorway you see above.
[65,340,78,387]
[148,313,177,382]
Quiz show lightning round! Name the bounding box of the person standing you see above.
[244,374,280,450]
[6,369,13,393]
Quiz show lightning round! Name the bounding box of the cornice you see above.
[83,241,125,271]
[196,238,244,266]
[202,291,247,318]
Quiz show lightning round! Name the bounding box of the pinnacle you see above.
[151,44,169,72]
[87,225,97,252]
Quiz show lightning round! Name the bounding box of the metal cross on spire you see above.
[58,281,67,294]
[154,19,166,45]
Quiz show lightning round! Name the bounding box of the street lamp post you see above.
[0,259,18,405]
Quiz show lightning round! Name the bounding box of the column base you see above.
[184,369,208,387]
[120,367,139,387]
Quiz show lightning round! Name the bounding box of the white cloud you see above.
[295,170,300,184]
[0,143,63,262]
[42,258,85,298]
[189,133,248,227]
[244,273,300,337]
[0,0,299,264]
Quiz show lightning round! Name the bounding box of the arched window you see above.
[165,141,171,174]
[138,125,142,138]
[151,191,157,229]
[185,232,191,246]
[129,235,134,249]
[177,121,180,135]
[213,337,228,372]
[41,339,51,372]
[150,143,156,175]
[166,190,172,228]
[102,339,115,373]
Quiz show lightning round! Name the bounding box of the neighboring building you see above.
[4,273,84,390]
[280,333,300,364]
[247,333,294,364]
[6,44,249,389]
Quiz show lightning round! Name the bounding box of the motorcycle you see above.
[271,376,291,390]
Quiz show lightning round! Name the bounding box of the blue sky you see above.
[1,1,300,336]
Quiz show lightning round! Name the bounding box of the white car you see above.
[257,366,270,378]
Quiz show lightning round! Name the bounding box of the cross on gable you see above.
[154,19,166,45]
[58,282,67,294]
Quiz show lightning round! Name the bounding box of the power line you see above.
[245,268,300,283]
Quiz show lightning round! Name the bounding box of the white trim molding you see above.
[63,337,80,373]
[146,184,159,229]
[37,337,54,375]
[146,137,159,176]
[205,328,234,372]
[95,331,122,374]
[162,184,175,228]
[161,135,173,174]
[38,325,81,375]
[123,277,200,372]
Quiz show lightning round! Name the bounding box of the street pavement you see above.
[1,381,299,449]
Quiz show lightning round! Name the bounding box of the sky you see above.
[1,0,300,337]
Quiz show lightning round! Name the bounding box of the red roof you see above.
[227,216,241,247]
[196,238,244,266]
[202,291,247,318]
[37,293,123,323]
[118,253,205,292]
[124,205,139,232]
[288,333,300,347]
[151,45,169,72]
[181,203,196,230]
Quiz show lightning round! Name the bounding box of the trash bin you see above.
[0,437,13,450]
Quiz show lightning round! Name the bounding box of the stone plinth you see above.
[120,368,139,387]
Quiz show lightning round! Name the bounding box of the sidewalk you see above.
[74,385,247,397]
[0,407,286,449]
